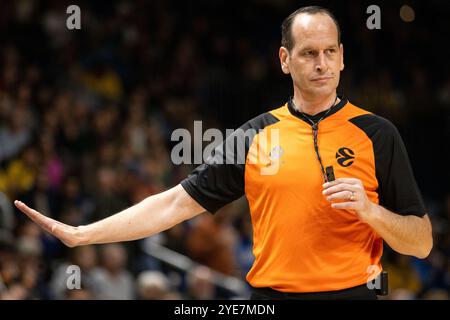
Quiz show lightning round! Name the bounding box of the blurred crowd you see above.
[0,0,449,300]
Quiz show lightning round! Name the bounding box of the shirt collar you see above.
[287,94,348,125]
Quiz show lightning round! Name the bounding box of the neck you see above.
[292,91,339,116]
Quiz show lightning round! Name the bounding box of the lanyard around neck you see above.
[291,96,338,182]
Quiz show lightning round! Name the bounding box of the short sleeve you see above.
[180,112,280,214]
[350,114,426,217]
[380,123,427,216]
[181,160,245,214]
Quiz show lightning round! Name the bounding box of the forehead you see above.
[291,13,339,49]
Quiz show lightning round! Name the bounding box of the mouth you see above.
[311,76,333,82]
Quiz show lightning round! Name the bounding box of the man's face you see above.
[280,13,344,99]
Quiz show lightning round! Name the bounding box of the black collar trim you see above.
[287,95,348,126]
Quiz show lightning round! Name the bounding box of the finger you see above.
[331,202,358,210]
[14,201,78,247]
[323,178,361,188]
[326,190,354,202]
[322,183,361,195]
[14,200,59,234]
[14,200,67,227]
[14,200,49,225]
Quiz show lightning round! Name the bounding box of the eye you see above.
[303,50,313,56]
[326,48,336,54]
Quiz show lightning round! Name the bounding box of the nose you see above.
[315,52,328,73]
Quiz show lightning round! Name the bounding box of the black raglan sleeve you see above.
[350,114,426,217]
[180,112,279,214]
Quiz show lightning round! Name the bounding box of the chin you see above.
[310,86,335,97]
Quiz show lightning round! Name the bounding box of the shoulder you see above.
[240,105,284,131]
[346,103,400,139]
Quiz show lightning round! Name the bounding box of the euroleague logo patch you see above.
[336,147,355,167]
[269,145,284,160]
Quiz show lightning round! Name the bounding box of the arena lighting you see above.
[400,5,416,22]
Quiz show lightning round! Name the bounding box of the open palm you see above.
[14,200,83,247]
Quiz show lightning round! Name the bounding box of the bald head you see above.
[281,6,341,52]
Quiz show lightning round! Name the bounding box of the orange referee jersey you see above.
[181,96,426,293]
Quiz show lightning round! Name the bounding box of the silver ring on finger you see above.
[349,191,355,201]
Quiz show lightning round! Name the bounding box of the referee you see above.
[14,6,432,300]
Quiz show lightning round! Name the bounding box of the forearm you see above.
[78,185,204,245]
[365,204,433,259]
[323,178,433,259]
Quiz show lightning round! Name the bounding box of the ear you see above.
[339,43,345,71]
[279,47,290,75]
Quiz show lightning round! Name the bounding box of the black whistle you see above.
[325,166,335,182]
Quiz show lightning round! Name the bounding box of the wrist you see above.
[360,202,382,224]
[75,225,91,246]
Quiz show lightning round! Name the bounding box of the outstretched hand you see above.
[14,200,83,247]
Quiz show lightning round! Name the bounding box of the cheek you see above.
[333,74,341,87]
[336,57,344,72]
[290,61,311,80]
[333,57,344,72]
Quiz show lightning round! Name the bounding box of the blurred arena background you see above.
[0,0,449,300]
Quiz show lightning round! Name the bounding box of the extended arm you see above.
[14,184,206,247]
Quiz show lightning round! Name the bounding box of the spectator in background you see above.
[79,60,124,102]
[0,221,48,300]
[91,244,135,300]
[0,1,449,300]
[233,211,254,278]
[0,146,40,200]
[136,270,178,300]
[64,287,94,300]
[0,231,21,298]
[58,176,94,225]
[384,254,422,299]
[39,131,64,192]
[185,210,239,277]
[184,266,216,300]
[0,105,34,163]
[422,288,450,300]
[50,245,99,299]
[0,192,15,231]
[93,167,128,222]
